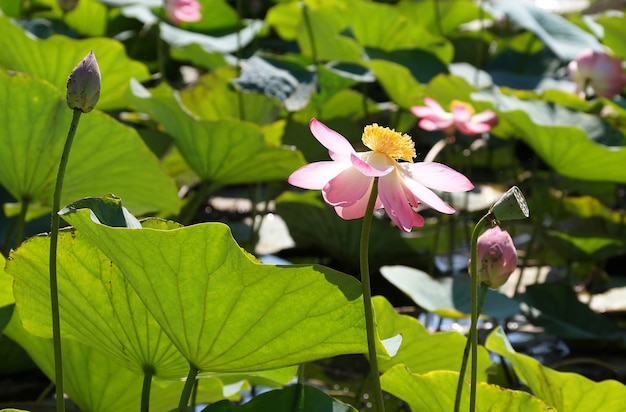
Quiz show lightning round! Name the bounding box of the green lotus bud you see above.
[66,51,100,113]
[58,0,79,12]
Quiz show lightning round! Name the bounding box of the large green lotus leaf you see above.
[201,384,357,412]
[62,208,367,372]
[380,265,521,320]
[294,2,363,63]
[0,16,150,110]
[346,2,453,62]
[486,326,626,411]
[517,283,622,342]
[381,366,550,412]
[0,71,179,218]
[0,253,10,308]
[397,0,485,36]
[473,87,626,183]
[373,296,491,380]
[180,67,280,124]
[3,314,246,412]
[127,80,305,184]
[29,0,108,36]
[8,228,190,379]
[367,60,424,109]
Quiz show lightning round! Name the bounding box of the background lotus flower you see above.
[475,226,517,288]
[568,49,626,98]
[165,0,202,24]
[288,119,474,232]
[411,98,498,136]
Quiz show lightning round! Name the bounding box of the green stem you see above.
[177,364,199,412]
[178,182,221,226]
[141,367,154,412]
[50,108,82,412]
[359,178,385,412]
[468,215,491,412]
[454,284,489,412]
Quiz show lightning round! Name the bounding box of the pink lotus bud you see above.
[475,227,517,288]
[66,51,100,113]
[568,49,626,98]
[165,0,202,24]
[58,0,79,12]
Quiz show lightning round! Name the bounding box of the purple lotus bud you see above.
[58,0,79,12]
[476,227,517,288]
[66,51,100,113]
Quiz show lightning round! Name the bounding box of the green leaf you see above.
[8,221,190,379]
[397,0,485,36]
[486,326,626,411]
[178,66,279,123]
[0,70,179,218]
[373,296,492,380]
[0,15,150,110]
[473,87,626,183]
[4,314,247,412]
[485,1,602,61]
[127,80,305,184]
[367,60,424,109]
[62,208,367,372]
[380,265,521,319]
[597,12,626,59]
[201,384,357,412]
[381,367,550,411]
[518,283,622,341]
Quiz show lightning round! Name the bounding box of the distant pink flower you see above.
[288,119,474,232]
[165,0,201,24]
[475,226,517,288]
[411,98,498,136]
[568,49,626,98]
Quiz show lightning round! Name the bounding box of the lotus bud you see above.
[58,0,79,12]
[568,49,626,98]
[476,227,517,288]
[66,51,100,113]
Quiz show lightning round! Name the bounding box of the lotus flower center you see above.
[450,100,475,115]
[362,124,415,163]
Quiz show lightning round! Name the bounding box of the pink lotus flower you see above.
[568,49,626,98]
[410,98,498,136]
[165,0,202,24]
[288,119,474,232]
[475,226,517,288]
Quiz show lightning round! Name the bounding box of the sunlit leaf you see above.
[373,296,492,380]
[8,221,190,379]
[486,326,626,411]
[0,71,179,219]
[473,87,626,183]
[380,265,521,319]
[62,208,367,372]
[127,80,305,184]
[0,15,150,110]
[381,367,550,411]
[4,314,247,412]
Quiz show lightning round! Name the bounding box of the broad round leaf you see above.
[9,226,189,379]
[0,70,179,218]
[0,15,150,110]
[381,367,550,411]
[63,209,367,372]
[486,327,626,411]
